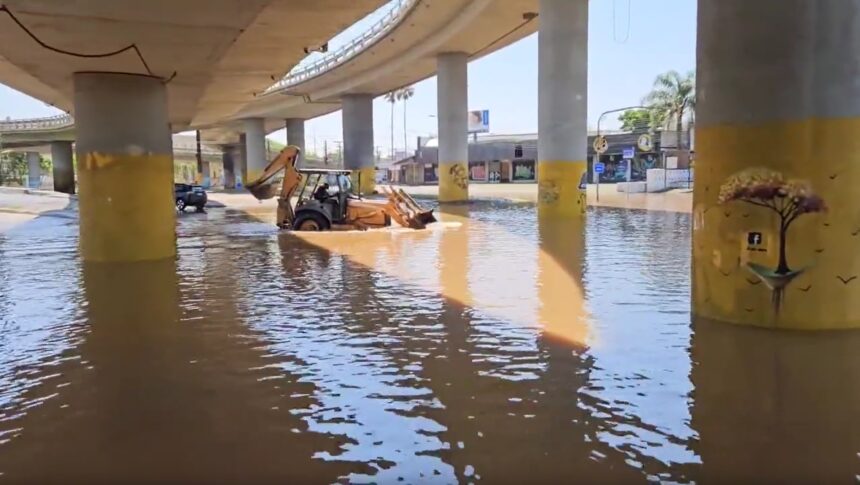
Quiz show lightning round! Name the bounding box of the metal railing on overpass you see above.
[264,0,418,94]
[0,114,73,132]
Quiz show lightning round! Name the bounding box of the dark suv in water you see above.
[174,183,207,212]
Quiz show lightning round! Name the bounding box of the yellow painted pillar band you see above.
[78,153,176,262]
[438,161,468,202]
[350,166,376,195]
[537,161,587,219]
[693,118,860,329]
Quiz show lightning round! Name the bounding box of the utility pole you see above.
[195,130,203,184]
[333,141,343,166]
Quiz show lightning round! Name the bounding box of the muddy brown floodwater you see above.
[0,201,858,483]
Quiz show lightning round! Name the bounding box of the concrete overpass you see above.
[0,1,385,129]
[1,0,542,195]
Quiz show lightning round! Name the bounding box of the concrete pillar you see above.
[537,0,588,218]
[237,134,247,189]
[437,52,469,202]
[200,161,211,188]
[74,72,174,262]
[26,152,41,189]
[342,94,375,194]
[243,118,266,184]
[694,0,860,329]
[286,118,305,154]
[222,147,236,189]
[50,141,74,194]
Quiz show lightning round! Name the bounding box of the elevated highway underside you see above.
[203,0,540,144]
[0,0,384,130]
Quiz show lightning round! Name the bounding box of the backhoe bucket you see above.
[247,181,278,201]
[398,189,437,226]
[381,186,437,229]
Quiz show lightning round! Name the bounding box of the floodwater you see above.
[0,201,858,483]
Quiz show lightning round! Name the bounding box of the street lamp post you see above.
[595,105,650,200]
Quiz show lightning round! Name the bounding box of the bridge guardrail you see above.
[0,114,73,132]
[264,0,418,94]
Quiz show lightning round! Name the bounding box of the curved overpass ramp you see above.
[206,0,540,141]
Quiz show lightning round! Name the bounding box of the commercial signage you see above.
[468,110,490,133]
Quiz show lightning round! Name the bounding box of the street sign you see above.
[637,134,653,151]
[594,162,605,174]
[593,135,608,154]
[623,147,635,159]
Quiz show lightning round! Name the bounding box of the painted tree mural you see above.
[719,168,827,311]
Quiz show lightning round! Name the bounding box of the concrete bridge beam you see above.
[222,147,236,189]
[74,72,175,262]
[342,94,375,194]
[694,0,860,329]
[437,52,469,203]
[50,140,74,194]
[537,0,588,219]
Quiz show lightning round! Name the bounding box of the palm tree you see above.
[643,70,695,150]
[384,90,397,160]
[396,85,415,160]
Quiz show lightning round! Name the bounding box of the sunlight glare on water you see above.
[0,202,858,482]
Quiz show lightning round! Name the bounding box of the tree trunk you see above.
[403,99,408,160]
[390,103,395,161]
[777,220,790,274]
[675,109,684,151]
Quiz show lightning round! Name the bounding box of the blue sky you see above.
[0,0,696,156]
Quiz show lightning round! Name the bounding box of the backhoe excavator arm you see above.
[244,145,302,228]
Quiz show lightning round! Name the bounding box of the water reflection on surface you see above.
[0,201,858,482]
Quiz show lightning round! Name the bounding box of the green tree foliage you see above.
[642,70,695,147]
[618,109,653,131]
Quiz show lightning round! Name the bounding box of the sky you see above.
[0,0,697,157]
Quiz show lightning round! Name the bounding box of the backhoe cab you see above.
[245,145,436,231]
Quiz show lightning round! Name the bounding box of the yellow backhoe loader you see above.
[245,145,436,231]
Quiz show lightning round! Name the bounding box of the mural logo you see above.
[718,168,827,313]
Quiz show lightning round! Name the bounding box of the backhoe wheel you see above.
[293,212,330,231]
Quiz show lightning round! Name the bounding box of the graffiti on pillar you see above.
[718,168,827,313]
[538,180,559,205]
[448,164,468,191]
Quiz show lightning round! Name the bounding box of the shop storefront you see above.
[512,159,536,182]
[469,161,487,182]
[423,163,438,183]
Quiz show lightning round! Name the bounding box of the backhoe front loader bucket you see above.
[381,186,437,229]
[398,189,437,226]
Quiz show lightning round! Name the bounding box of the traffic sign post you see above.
[593,161,605,202]
[623,147,635,200]
[593,136,608,203]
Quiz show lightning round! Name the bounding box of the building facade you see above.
[389,131,691,185]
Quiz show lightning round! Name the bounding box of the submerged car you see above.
[174,183,207,212]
